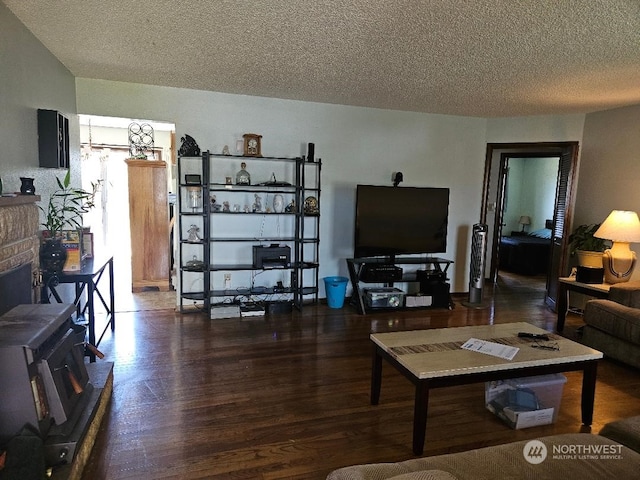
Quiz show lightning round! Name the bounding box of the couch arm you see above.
[600,416,640,453]
[584,299,640,344]
[609,281,640,308]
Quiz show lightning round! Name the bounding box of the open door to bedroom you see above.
[481,142,579,310]
[496,156,558,278]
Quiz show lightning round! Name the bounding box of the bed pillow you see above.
[528,228,552,239]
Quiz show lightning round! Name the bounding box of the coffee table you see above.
[370,322,603,455]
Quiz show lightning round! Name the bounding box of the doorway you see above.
[78,115,176,311]
[481,142,579,308]
[496,155,559,286]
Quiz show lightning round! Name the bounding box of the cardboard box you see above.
[210,304,240,319]
[405,295,432,307]
[485,374,567,429]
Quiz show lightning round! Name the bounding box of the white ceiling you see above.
[5,0,640,118]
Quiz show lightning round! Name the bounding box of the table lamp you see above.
[519,215,531,232]
[594,210,640,284]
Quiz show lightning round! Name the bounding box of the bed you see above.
[499,223,552,275]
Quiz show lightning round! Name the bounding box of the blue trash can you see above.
[324,276,349,308]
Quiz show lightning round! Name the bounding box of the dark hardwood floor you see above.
[80,273,640,479]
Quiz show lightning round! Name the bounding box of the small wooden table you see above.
[557,277,611,332]
[41,255,115,362]
[370,322,602,455]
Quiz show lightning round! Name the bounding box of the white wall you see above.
[76,78,488,292]
[504,157,558,233]
[523,158,558,231]
[0,2,79,207]
[486,115,586,144]
[504,160,525,232]
[575,104,640,280]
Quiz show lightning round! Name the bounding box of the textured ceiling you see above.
[5,0,640,117]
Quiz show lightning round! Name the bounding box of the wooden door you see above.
[125,159,170,292]
[545,147,579,308]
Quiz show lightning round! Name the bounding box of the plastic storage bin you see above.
[485,373,567,429]
[324,276,349,308]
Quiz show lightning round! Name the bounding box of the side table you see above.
[41,255,115,362]
[557,276,610,332]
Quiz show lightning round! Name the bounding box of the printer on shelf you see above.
[252,244,291,268]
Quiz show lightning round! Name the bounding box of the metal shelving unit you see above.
[177,150,321,314]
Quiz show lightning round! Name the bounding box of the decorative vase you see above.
[273,194,284,213]
[40,238,67,274]
[20,177,35,195]
[187,186,202,211]
[236,162,251,185]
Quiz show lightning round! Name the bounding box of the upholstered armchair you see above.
[583,281,640,369]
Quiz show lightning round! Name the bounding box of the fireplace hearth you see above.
[0,262,34,316]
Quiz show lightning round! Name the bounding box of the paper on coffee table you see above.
[460,338,519,361]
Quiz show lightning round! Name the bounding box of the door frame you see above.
[480,142,579,308]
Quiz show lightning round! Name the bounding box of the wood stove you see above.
[0,303,100,467]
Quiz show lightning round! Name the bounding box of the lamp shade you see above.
[594,210,640,242]
[518,215,531,226]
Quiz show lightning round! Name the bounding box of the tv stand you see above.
[346,256,454,314]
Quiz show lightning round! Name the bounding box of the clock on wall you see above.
[243,133,262,157]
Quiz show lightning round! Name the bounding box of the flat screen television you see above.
[354,185,449,258]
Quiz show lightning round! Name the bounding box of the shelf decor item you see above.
[252,194,263,212]
[187,186,202,211]
[178,134,201,157]
[236,162,251,185]
[273,194,284,213]
[186,256,204,271]
[285,200,296,213]
[187,224,201,242]
[20,177,35,195]
[304,196,319,215]
[128,122,154,159]
[242,133,262,157]
[184,174,201,185]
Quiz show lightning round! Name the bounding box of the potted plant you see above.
[39,170,100,273]
[568,223,610,267]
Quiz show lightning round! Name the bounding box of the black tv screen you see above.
[354,185,449,258]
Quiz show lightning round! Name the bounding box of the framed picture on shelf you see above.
[185,174,201,185]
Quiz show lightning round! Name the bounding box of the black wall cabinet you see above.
[38,109,70,168]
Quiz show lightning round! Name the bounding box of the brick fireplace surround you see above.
[0,195,40,298]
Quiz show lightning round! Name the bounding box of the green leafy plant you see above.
[568,223,610,256]
[39,170,101,238]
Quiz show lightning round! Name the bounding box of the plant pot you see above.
[576,250,603,268]
[40,238,67,274]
